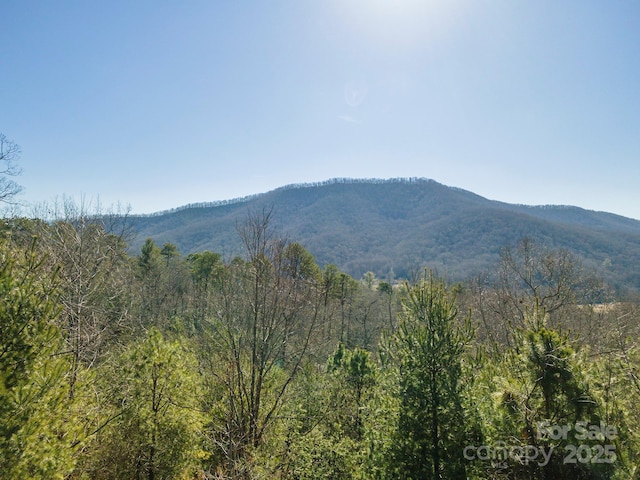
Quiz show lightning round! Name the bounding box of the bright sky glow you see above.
[2,1,639,218]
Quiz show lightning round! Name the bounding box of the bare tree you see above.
[202,210,323,478]
[35,197,135,397]
[468,237,610,349]
[0,134,23,203]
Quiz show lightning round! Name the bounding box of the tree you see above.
[85,328,204,480]
[187,250,225,326]
[201,210,323,477]
[327,343,376,440]
[378,281,397,332]
[471,238,609,349]
[134,238,191,327]
[385,272,473,479]
[35,200,134,397]
[0,240,83,478]
[0,133,23,203]
[593,301,640,476]
[362,271,377,290]
[321,264,359,345]
[137,238,164,319]
[498,238,606,320]
[485,305,611,479]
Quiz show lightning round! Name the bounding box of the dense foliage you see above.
[1,208,640,479]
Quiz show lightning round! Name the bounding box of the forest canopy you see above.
[1,208,639,479]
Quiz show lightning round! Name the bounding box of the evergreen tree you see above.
[385,273,473,479]
[0,241,82,478]
[86,328,204,479]
[488,305,614,479]
[328,343,376,440]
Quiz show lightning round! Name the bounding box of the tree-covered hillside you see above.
[130,178,640,294]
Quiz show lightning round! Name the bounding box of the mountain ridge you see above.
[135,178,640,230]
[128,178,640,293]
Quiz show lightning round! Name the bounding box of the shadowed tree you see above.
[187,250,224,326]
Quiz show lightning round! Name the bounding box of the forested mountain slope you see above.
[129,178,640,292]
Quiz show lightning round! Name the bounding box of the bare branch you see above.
[0,133,24,203]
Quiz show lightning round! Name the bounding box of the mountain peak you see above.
[129,178,640,293]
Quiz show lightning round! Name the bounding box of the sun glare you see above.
[336,0,465,53]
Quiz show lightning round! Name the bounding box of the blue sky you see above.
[2,1,639,218]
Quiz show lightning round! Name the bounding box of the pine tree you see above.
[0,240,82,478]
[386,272,473,479]
[86,328,204,479]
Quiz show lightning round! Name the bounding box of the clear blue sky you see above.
[2,1,639,218]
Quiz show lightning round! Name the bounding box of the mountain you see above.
[127,178,640,293]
